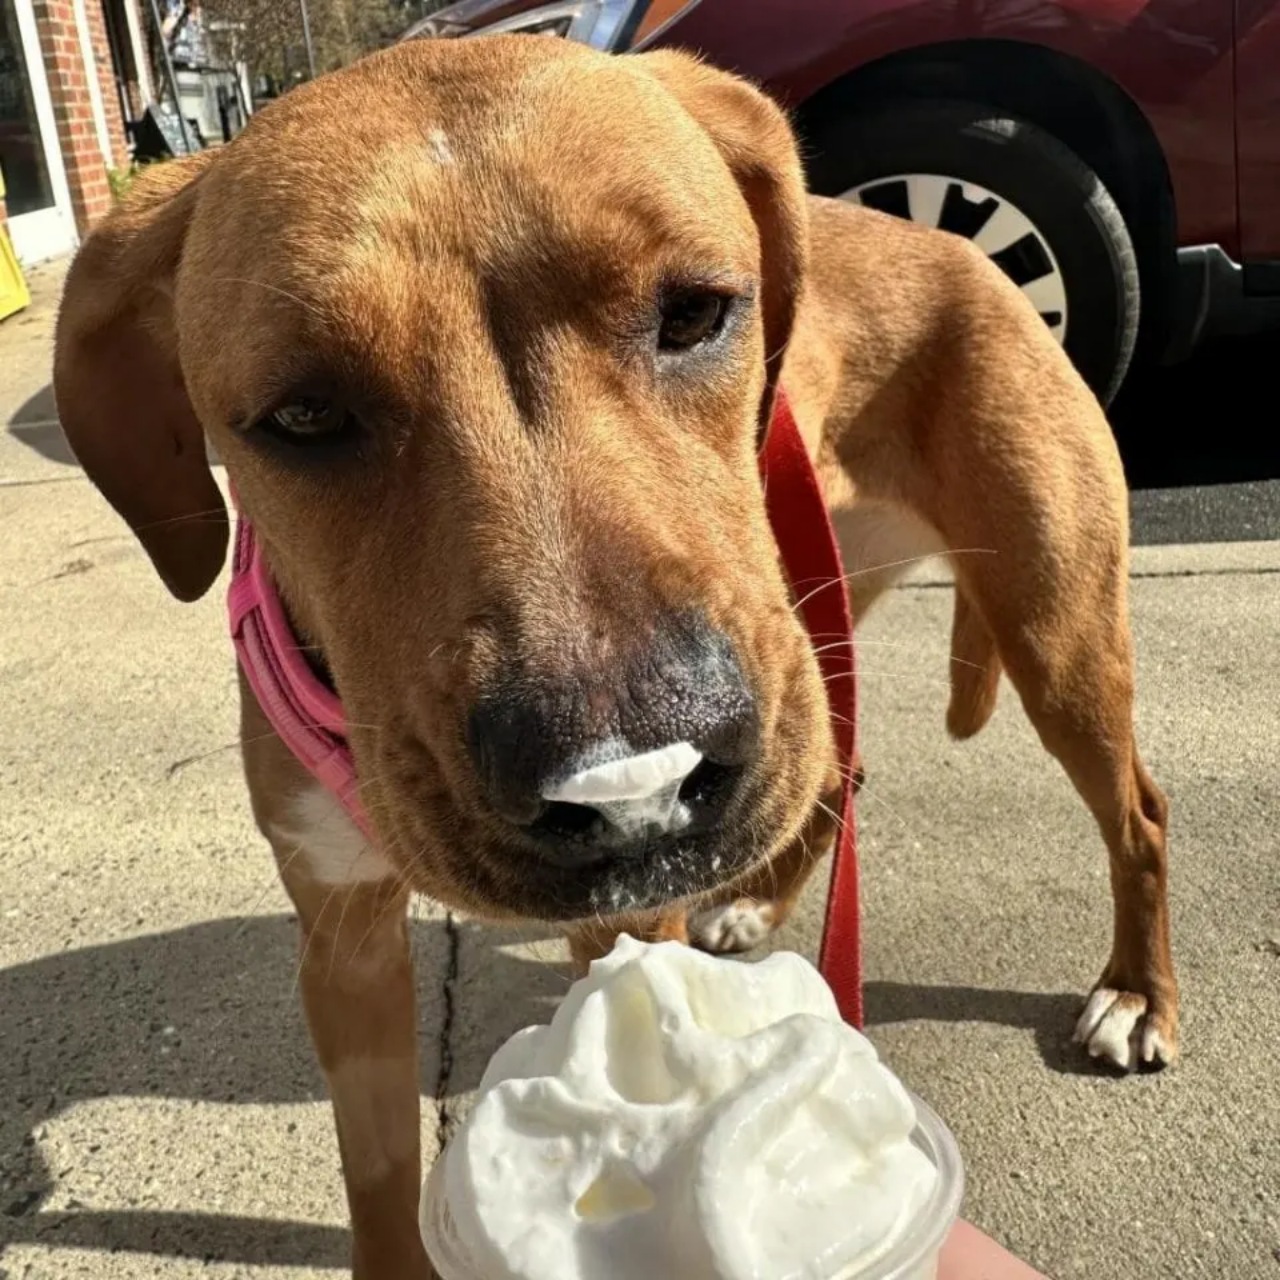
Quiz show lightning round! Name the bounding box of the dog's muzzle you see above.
[466,612,758,870]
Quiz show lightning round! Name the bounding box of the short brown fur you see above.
[55,37,1176,1278]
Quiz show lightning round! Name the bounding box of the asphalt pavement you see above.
[1113,331,1280,545]
[2,259,1277,1280]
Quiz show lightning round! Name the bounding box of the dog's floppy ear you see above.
[53,152,228,602]
[640,50,809,432]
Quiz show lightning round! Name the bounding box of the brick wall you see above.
[34,0,131,235]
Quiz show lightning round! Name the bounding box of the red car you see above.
[404,0,1280,403]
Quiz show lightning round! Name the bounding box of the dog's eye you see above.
[657,289,731,352]
[260,397,354,444]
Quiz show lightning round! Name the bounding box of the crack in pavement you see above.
[898,565,1280,590]
[1130,566,1280,579]
[0,475,85,488]
[432,912,461,1153]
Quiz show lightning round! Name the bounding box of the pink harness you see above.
[228,521,372,838]
[228,393,864,1025]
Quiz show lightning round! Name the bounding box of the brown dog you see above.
[53,35,1176,1278]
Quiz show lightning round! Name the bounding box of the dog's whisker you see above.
[808,637,987,671]
[762,826,813,923]
[130,508,230,533]
[423,642,469,667]
[344,892,400,970]
[523,933,575,986]
[849,791,915,839]
[222,836,312,961]
[763,836,781,905]
[209,829,349,1044]
[266,784,404,986]
[849,637,979,652]
[212,274,330,321]
[316,770,396,820]
[345,769,399,803]
[164,730,284,777]
[788,548,997,615]
[292,880,344,1000]
[813,797,847,842]
[820,667,954,690]
[326,872,369,985]
[831,767,917,839]
[763,337,791,368]
[339,719,387,735]
[346,859,415,968]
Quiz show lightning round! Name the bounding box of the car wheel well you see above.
[792,39,1178,357]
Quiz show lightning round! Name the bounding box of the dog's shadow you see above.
[0,914,563,1271]
[6,383,225,470]
[864,981,1096,1078]
[7,385,75,466]
[0,916,1092,1271]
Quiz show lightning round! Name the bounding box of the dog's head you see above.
[54,37,833,922]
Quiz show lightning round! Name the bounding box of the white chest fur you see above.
[269,784,397,885]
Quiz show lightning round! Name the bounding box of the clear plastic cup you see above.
[421,1088,963,1280]
[840,1091,966,1280]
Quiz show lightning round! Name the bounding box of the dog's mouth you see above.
[561,836,746,921]
[474,811,765,924]
[527,763,763,921]
[384,762,775,925]
[527,757,743,862]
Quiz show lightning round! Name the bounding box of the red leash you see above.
[760,391,863,1028]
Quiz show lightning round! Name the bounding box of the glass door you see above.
[1,0,76,262]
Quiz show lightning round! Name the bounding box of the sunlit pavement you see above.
[3,260,1277,1278]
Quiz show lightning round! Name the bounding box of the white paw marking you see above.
[1073,987,1173,1071]
[690,899,776,954]
[270,784,396,885]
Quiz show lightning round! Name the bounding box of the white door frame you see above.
[7,0,78,263]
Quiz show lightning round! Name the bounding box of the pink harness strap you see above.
[227,519,372,837]
[228,393,862,1025]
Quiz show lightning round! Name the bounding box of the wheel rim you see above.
[844,174,1069,343]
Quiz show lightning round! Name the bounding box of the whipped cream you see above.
[542,742,702,837]
[420,935,938,1280]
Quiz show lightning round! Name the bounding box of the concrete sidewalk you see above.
[2,264,1277,1279]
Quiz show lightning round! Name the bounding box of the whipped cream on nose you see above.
[541,742,702,837]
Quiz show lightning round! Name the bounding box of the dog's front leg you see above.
[689,787,845,955]
[279,858,433,1279]
[565,906,690,976]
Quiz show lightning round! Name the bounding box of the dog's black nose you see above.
[467,614,757,868]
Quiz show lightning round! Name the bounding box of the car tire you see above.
[805,99,1140,405]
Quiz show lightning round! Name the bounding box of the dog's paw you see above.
[1073,987,1177,1071]
[690,898,777,955]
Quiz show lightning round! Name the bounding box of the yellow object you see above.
[0,169,32,322]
